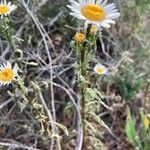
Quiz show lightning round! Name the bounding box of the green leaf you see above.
[125,107,141,148]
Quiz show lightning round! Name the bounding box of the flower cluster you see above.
[69,0,118,75]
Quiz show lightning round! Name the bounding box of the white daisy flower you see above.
[94,63,107,75]
[0,0,16,18]
[0,62,18,86]
[67,0,120,28]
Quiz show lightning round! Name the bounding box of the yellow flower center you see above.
[96,68,104,74]
[0,5,10,14]
[0,68,14,82]
[74,32,85,42]
[81,4,106,21]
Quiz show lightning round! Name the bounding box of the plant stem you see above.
[2,17,21,67]
[2,18,16,53]
[80,24,92,148]
[80,46,86,149]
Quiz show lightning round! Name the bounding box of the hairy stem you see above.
[80,24,92,148]
[2,18,16,53]
[2,17,21,68]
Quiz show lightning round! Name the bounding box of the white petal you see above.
[106,9,118,14]
[78,0,86,5]
[100,22,111,28]
[7,61,11,67]
[4,0,6,5]
[8,1,11,6]
[67,5,80,13]
[101,0,108,7]
[102,19,116,24]
[96,0,103,5]
[87,0,95,4]
[104,3,115,10]
[13,64,18,75]
[10,5,17,11]
[107,12,120,19]
[70,12,86,20]
[69,0,80,7]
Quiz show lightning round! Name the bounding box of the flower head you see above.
[0,0,16,18]
[74,32,85,42]
[94,64,107,75]
[67,0,120,28]
[0,62,17,86]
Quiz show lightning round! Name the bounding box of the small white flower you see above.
[94,63,107,75]
[0,0,16,18]
[67,0,120,28]
[0,62,17,86]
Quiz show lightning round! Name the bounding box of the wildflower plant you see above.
[0,1,67,147]
[68,0,120,148]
